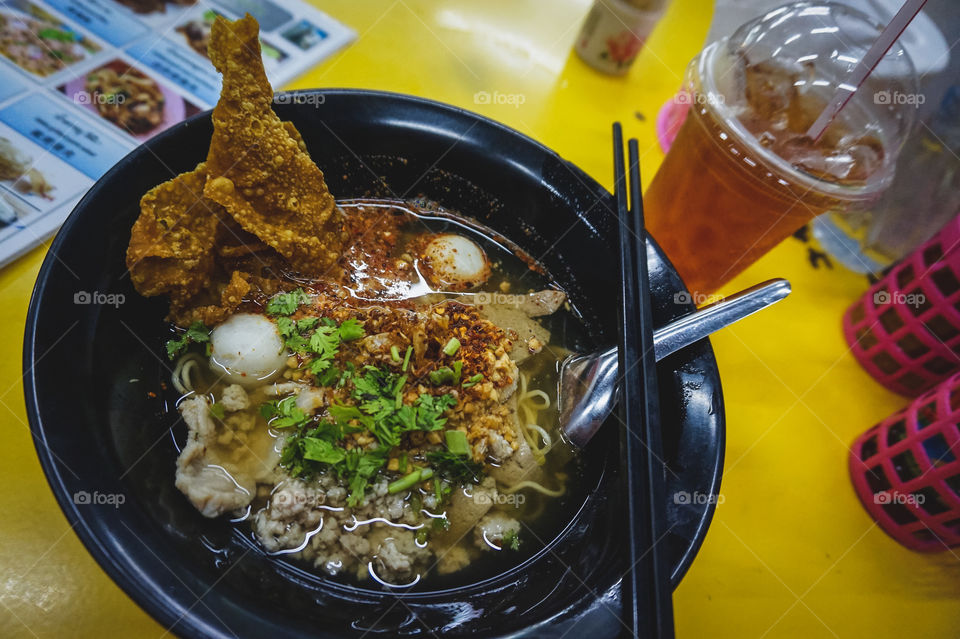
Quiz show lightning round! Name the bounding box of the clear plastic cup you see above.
[645,2,918,295]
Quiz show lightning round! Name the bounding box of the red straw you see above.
[805,0,927,142]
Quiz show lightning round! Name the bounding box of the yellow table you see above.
[3,1,959,637]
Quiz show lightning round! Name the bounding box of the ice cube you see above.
[843,137,885,183]
[743,60,798,123]
[779,132,885,184]
[786,91,827,135]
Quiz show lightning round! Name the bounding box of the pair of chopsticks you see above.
[613,123,675,638]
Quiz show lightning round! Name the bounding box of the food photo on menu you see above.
[4,2,960,639]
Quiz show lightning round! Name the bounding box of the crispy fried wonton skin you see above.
[126,163,220,299]
[204,15,343,275]
[125,15,346,325]
[172,269,253,326]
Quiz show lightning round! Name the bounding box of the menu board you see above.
[0,0,353,267]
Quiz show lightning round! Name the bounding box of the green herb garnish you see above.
[338,318,365,341]
[462,373,484,388]
[343,447,388,506]
[277,365,458,505]
[431,515,450,531]
[260,395,310,429]
[387,469,425,494]
[165,321,210,360]
[429,367,455,385]
[429,363,466,386]
[444,430,470,456]
[266,288,310,316]
[442,337,461,356]
[302,437,346,464]
[275,314,366,377]
[502,529,521,551]
[209,403,225,420]
[425,449,483,484]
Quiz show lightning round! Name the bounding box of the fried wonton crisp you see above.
[126,15,347,323]
[171,270,253,327]
[204,15,342,276]
[126,163,220,299]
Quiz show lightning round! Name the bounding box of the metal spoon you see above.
[559,278,791,448]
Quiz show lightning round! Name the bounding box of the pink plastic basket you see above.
[844,213,960,396]
[850,372,960,551]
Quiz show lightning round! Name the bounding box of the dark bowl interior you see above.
[23,89,724,638]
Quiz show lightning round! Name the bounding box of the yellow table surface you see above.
[3,1,960,637]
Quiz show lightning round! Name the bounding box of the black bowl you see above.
[23,90,724,637]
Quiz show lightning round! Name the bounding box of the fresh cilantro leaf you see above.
[262,396,309,428]
[260,401,278,419]
[279,419,349,481]
[276,316,296,337]
[309,325,339,353]
[338,318,365,341]
[415,393,457,430]
[279,435,305,478]
[306,420,343,441]
[337,362,356,387]
[165,321,210,360]
[344,448,388,507]
[185,322,211,344]
[328,403,375,437]
[166,337,187,360]
[348,473,369,507]
[302,437,346,464]
[309,356,333,375]
[276,315,325,355]
[266,289,309,316]
[328,403,364,423]
[316,366,340,386]
[285,333,310,354]
[352,366,386,398]
[296,317,319,332]
[308,325,340,372]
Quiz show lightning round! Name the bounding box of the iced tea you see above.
[645,88,865,294]
[645,3,916,295]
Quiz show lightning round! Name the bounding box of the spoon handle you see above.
[653,278,792,361]
[560,278,791,449]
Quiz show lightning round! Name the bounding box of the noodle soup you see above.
[163,201,588,587]
[122,15,591,590]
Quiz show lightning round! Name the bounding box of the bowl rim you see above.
[23,87,725,636]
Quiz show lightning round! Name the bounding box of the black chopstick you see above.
[613,123,675,638]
